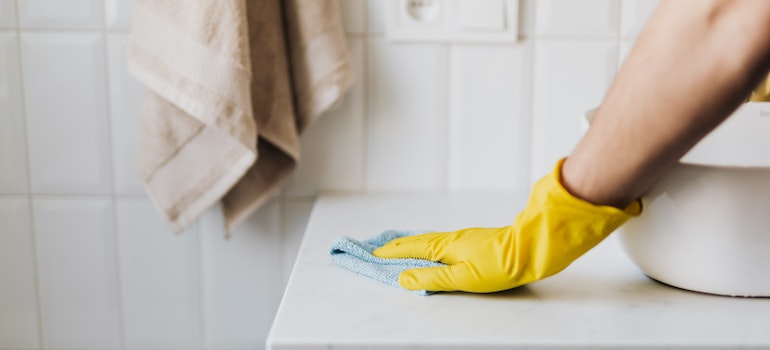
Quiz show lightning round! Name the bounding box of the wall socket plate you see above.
[385,0,519,43]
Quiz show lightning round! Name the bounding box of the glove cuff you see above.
[523,158,642,244]
[512,158,642,283]
[550,157,642,216]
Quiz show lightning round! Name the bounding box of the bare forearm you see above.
[562,0,770,208]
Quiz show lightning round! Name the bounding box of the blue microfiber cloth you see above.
[330,230,445,295]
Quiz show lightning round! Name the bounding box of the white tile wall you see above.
[621,0,659,37]
[107,33,145,195]
[200,201,282,350]
[365,0,385,34]
[18,0,104,29]
[105,0,132,30]
[448,42,532,191]
[535,0,620,37]
[620,38,635,68]
[0,1,663,349]
[116,199,201,349]
[33,199,121,349]
[0,33,28,194]
[0,199,39,349]
[531,39,618,181]
[22,33,112,195]
[0,0,16,28]
[287,36,365,196]
[366,38,447,191]
[281,198,315,287]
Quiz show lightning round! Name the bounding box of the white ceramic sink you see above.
[587,103,770,297]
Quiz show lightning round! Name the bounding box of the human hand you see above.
[373,159,641,293]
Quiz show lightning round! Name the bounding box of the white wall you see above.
[0,0,658,349]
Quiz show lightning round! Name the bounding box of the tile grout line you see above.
[12,0,46,346]
[442,43,452,193]
[522,36,535,189]
[361,34,370,193]
[527,1,540,185]
[446,43,456,192]
[100,6,126,348]
[518,0,533,188]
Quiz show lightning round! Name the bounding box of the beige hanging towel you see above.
[128,0,354,234]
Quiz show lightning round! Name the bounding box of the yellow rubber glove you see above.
[372,158,641,293]
[749,73,770,102]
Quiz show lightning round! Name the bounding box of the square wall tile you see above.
[0,199,40,349]
[621,0,659,37]
[105,0,132,30]
[287,37,364,196]
[0,33,28,194]
[107,33,145,195]
[0,0,17,28]
[365,0,385,34]
[535,0,620,37]
[282,197,315,287]
[340,0,365,34]
[619,38,635,69]
[18,0,103,29]
[33,199,120,349]
[448,41,532,191]
[21,33,112,195]
[366,38,447,191]
[200,200,283,349]
[116,198,201,349]
[531,39,618,182]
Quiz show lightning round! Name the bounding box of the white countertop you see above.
[267,194,770,350]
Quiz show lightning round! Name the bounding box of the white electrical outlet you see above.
[405,0,441,23]
[385,0,519,43]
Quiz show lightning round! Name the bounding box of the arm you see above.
[563,0,770,208]
[374,0,770,293]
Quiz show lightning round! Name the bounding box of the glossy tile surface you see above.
[200,200,283,349]
[0,33,28,194]
[33,199,120,349]
[0,0,16,28]
[281,198,314,287]
[0,199,39,349]
[535,0,619,37]
[105,0,132,29]
[18,0,103,29]
[366,37,446,191]
[621,0,659,37]
[21,33,112,195]
[365,0,385,34]
[448,42,532,191]
[287,37,364,196]
[107,33,145,195]
[116,198,201,349]
[531,39,617,182]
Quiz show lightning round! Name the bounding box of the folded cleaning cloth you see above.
[330,230,445,295]
[128,0,354,235]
